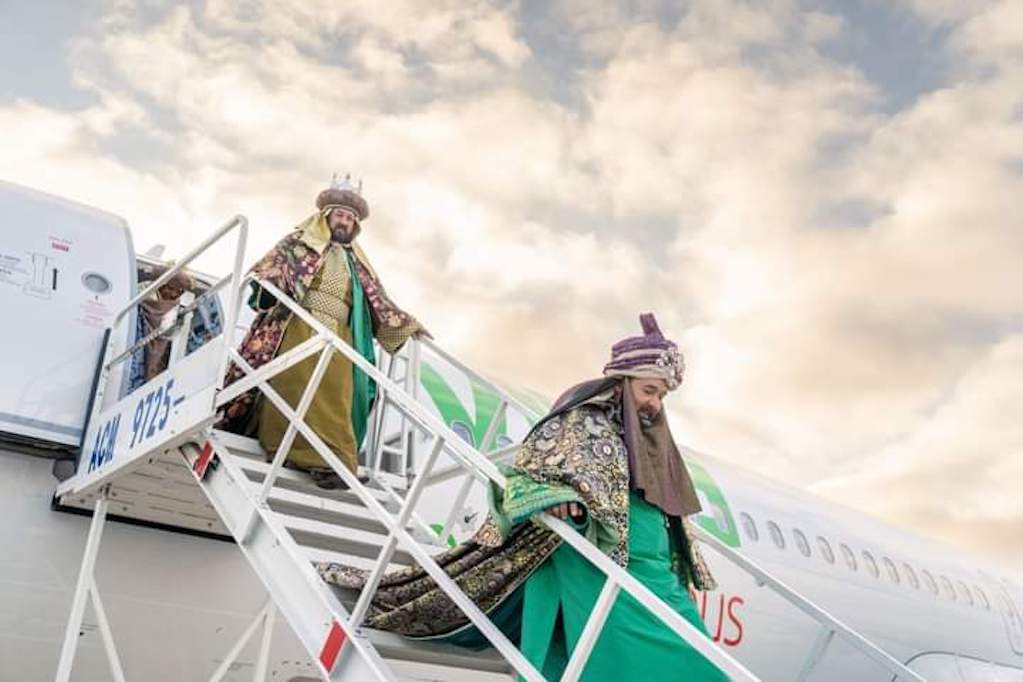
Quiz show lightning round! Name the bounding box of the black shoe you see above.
[308,467,348,490]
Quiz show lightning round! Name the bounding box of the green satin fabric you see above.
[520,492,728,681]
[345,248,376,450]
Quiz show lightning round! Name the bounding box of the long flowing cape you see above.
[316,384,715,638]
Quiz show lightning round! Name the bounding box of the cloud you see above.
[811,335,1023,565]
[1,0,1020,569]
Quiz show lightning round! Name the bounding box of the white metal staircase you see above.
[52,216,928,681]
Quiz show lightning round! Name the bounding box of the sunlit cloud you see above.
[1,0,1020,569]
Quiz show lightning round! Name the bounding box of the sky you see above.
[1,1,1021,570]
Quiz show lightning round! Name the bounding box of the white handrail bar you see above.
[419,336,544,420]
[215,216,249,383]
[114,215,248,326]
[215,347,546,681]
[694,528,927,681]
[217,277,507,487]
[541,513,759,680]
[213,275,758,681]
[407,334,927,682]
[423,443,520,487]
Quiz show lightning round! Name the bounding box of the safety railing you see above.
[55,215,249,682]
[213,273,761,681]
[81,215,248,442]
[382,336,928,682]
[694,528,927,681]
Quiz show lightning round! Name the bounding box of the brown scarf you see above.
[620,378,702,518]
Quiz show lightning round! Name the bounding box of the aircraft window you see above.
[862,551,879,578]
[792,529,811,557]
[840,543,857,571]
[883,557,900,584]
[974,586,991,610]
[450,421,475,446]
[902,563,920,590]
[921,569,938,594]
[767,521,785,549]
[817,537,835,564]
[740,512,759,542]
[940,576,956,600]
[957,581,974,606]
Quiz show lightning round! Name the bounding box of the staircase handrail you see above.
[694,528,926,681]
[400,332,927,682]
[214,274,761,681]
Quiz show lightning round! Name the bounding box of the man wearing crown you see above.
[218,177,426,488]
[318,314,727,680]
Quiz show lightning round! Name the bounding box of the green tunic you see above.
[520,492,729,681]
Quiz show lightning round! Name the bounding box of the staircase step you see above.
[366,629,512,675]
[277,513,417,566]
[230,455,399,507]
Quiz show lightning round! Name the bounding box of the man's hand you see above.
[547,501,586,523]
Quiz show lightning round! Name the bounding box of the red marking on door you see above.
[319,621,347,672]
[193,442,214,479]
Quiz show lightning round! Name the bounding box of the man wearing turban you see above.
[219,177,425,488]
[318,313,727,680]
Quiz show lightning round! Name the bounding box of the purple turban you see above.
[603,313,686,390]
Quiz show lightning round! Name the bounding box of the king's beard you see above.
[638,410,658,429]
[330,227,356,244]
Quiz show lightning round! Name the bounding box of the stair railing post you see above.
[167,291,196,368]
[214,216,249,391]
[560,578,620,681]
[256,341,333,503]
[400,339,421,479]
[349,433,447,629]
[55,485,122,682]
[253,602,276,682]
[796,625,836,682]
[208,599,274,682]
[89,576,126,682]
[439,399,507,542]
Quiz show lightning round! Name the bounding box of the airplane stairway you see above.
[52,216,928,681]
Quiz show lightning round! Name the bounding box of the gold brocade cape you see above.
[316,383,715,638]
[217,212,423,433]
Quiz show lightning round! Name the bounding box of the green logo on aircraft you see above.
[687,459,741,548]
[419,362,510,451]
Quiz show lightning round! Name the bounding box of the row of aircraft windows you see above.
[738,512,993,611]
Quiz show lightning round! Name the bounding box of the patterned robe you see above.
[316,387,715,638]
[218,227,422,433]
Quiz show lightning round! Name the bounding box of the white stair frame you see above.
[52,213,928,682]
[55,215,250,681]
[376,336,930,682]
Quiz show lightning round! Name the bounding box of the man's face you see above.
[629,377,669,426]
[159,281,186,300]
[327,207,358,243]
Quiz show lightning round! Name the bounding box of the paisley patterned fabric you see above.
[217,228,422,433]
[502,398,632,566]
[315,390,715,639]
